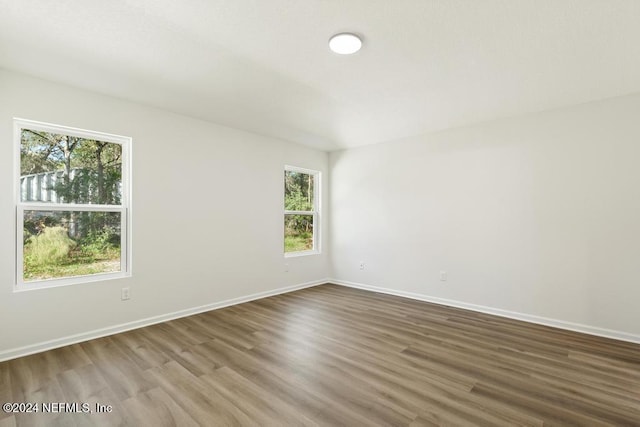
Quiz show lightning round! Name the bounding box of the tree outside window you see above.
[16,119,131,289]
[284,166,319,255]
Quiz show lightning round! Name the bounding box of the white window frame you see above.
[284,165,320,257]
[14,118,132,291]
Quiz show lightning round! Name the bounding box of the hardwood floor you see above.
[1,284,639,426]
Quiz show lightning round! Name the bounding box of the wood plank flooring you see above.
[1,284,639,426]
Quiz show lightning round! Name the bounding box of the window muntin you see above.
[284,166,319,255]
[15,119,131,290]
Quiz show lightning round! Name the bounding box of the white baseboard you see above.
[0,279,327,362]
[4,277,637,362]
[329,278,640,345]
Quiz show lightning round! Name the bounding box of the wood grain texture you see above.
[1,284,639,426]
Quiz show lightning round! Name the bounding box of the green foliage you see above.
[23,211,60,239]
[20,129,64,175]
[23,222,121,281]
[53,141,122,204]
[79,226,120,257]
[23,228,31,245]
[284,171,315,252]
[20,128,124,281]
[284,171,314,211]
[285,233,313,252]
[24,226,76,269]
[21,129,122,205]
[284,214,313,252]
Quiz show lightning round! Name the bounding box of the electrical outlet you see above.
[121,287,131,300]
[440,271,447,281]
[359,262,365,270]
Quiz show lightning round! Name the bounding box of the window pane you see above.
[23,210,122,282]
[284,171,314,211]
[284,214,314,252]
[20,129,122,204]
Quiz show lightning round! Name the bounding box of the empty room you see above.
[1,1,640,426]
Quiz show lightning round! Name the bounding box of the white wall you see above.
[0,69,329,358]
[3,67,639,358]
[330,94,640,340]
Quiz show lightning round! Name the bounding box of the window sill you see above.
[284,250,320,258]
[15,271,131,292]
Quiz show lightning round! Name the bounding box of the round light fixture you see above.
[329,33,362,55]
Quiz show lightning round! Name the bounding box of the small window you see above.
[15,119,131,290]
[284,166,320,256]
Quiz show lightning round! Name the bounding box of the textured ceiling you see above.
[1,0,640,151]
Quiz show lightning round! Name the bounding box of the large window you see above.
[284,166,320,256]
[15,119,131,290]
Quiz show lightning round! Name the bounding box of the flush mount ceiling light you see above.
[329,33,362,55]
